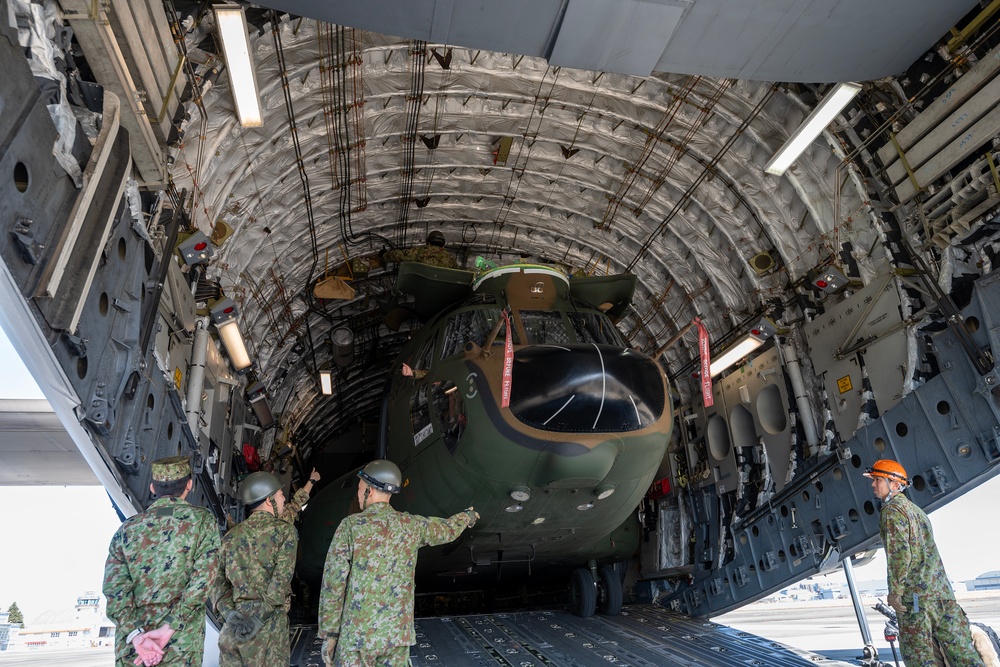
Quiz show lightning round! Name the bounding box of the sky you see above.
[0,329,124,622]
[0,328,999,625]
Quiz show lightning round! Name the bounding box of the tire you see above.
[569,567,596,617]
[597,564,623,616]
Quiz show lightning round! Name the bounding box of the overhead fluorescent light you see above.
[214,5,263,128]
[709,318,777,377]
[709,336,764,377]
[210,297,252,371]
[319,369,333,395]
[764,82,861,176]
[217,321,252,371]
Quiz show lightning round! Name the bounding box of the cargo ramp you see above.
[289,605,853,666]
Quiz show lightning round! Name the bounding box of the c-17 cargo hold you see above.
[0,0,998,656]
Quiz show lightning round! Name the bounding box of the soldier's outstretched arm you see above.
[170,516,222,633]
[103,528,141,632]
[318,521,352,639]
[420,508,477,547]
[280,487,311,524]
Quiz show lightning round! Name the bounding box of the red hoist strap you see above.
[695,318,713,408]
[501,308,514,408]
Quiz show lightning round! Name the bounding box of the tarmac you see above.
[716,590,1000,665]
[0,647,113,666]
[3,593,998,666]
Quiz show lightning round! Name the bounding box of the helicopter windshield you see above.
[510,344,664,433]
[441,307,519,358]
[441,307,625,357]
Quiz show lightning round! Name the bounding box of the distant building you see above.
[0,611,16,651]
[966,571,1000,591]
[817,587,838,600]
[3,592,114,652]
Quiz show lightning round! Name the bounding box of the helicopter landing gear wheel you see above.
[597,564,623,616]
[569,567,596,617]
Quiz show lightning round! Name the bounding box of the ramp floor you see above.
[291,604,855,666]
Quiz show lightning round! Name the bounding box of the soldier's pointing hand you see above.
[465,507,479,527]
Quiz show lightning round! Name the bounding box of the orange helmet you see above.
[863,459,909,485]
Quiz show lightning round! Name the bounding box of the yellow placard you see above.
[174,367,183,390]
[837,375,853,394]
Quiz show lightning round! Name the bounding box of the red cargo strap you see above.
[695,318,713,407]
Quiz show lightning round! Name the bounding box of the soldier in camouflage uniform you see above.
[280,467,321,524]
[214,472,298,667]
[318,460,477,667]
[382,230,459,269]
[103,456,221,667]
[865,459,981,667]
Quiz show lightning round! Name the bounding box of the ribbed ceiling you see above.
[170,15,888,450]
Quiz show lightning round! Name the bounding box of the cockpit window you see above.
[441,308,519,358]
[568,311,625,346]
[510,344,664,433]
[519,311,572,345]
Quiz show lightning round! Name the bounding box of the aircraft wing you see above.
[0,399,98,486]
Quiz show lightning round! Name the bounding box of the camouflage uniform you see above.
[215,510,298,667]
[103,457,221,667]
[279,486,311,524]
[880,492,980,666]
[318,502,474,666]
[383,245,458,269]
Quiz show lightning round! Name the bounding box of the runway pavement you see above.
[716,592,1000,664]
[3,594,996,666]
[0,647,112,666]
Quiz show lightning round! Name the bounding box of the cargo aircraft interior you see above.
[2,0,1000,662]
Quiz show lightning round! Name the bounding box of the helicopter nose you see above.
[530,439,620,488]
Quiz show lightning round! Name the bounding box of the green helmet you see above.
[358,460,402,494]
[426,231,446,247]
[240,472,282,505]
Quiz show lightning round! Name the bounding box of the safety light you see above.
[764,82,861,176]
[210,298,252,371]
[178,231,215,265]
[214,5,263,127]
[813,266,848,293]
[595,484,615,500]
